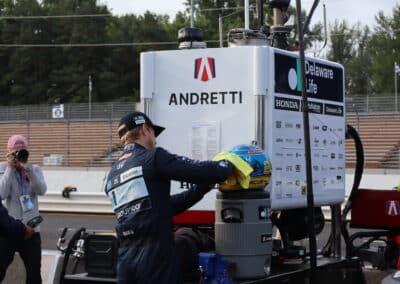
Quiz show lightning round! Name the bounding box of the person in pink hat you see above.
[0,135,47,283]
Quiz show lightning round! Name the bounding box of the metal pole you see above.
[67,108,70,167]
[395,62,398,112]
[143,98,151,115]
[331,204,342,258]
[109,105,113,165]
[190,0,195,28]
[88,74,92,120]
[255,95,265,148]
[244,0,249,30]
[296,0,317,283]
[219,14,223,48]
[256,0,264,29]
[352,103,360,131]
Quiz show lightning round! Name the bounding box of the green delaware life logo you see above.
[275,53,344,103]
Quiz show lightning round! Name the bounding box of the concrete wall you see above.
[43,167,109,194]
[36,167,400,213]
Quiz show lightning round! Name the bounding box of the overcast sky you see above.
[104,0,399,28]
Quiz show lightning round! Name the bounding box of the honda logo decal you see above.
[194,57,216,82]
[386,200,400,216]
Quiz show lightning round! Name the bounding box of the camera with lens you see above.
[12,149,29,163]
[27,215,43,228]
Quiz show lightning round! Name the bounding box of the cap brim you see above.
[153,125,165,137]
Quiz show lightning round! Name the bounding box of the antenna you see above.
[321,3,328,49]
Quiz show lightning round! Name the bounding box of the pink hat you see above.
[7,135,28,150]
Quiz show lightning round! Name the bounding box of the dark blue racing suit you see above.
[0,199,26,281]
[105,143,233,284]
[0,199,25,238]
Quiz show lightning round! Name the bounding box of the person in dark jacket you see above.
[105,111,234,284]
[0,198,34,281]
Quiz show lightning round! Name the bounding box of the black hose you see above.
[341,124,364,255]
[303,0,320,33]
[342,125,364,223]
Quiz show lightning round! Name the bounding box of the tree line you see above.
[0,0,398,105]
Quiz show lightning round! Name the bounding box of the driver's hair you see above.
[121,124,151,145]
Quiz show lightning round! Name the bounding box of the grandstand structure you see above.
[346,114,400,169]
[0,98,399,169]
[0,120,122,167]
[0,102,134,167]
[345,95,400,168]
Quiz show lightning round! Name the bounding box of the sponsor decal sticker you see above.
[120,166,143,183]
[194,57,216,82]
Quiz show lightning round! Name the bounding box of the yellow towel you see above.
[213,152,253,189]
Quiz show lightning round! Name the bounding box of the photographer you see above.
[0,135,47,284]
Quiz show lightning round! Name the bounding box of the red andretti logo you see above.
[386,200,400,216]
[194,57,216,82]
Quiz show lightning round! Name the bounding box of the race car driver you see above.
[105,111,234,284]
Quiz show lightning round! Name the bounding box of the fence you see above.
[345,94,400,114]
[0,102,138,168]
[0,102,137,121]
[0,95,396,121]
[0,95,395,122]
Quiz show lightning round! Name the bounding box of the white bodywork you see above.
[140,46,345,210]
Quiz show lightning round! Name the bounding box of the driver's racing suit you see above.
[105,143,233,284]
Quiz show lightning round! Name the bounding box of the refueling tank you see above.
[215,145,272,279]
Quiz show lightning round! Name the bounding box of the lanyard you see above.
[14,168,28,196]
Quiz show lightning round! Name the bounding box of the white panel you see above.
[147,47,259,157]
[268,49,346,210]
[140,46,345,211]
[141,47,266,209]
